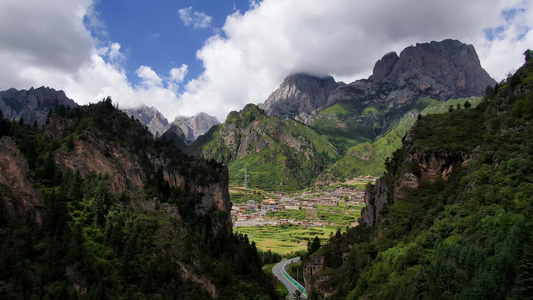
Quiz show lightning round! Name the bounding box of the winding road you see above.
[272,257,307,299]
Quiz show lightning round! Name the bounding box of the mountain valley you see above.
[1,39,531,300]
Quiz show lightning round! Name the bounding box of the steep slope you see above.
[303,55,533,299]
[0,98,276,299]
[316,97,482,185]
[188,104,339,191]
[259,74,340,119]
[0,86,78,125]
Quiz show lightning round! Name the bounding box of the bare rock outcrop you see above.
[327,39,496,115]
[260,74,339,119]
[0,136,44,225]
[125,104,171,137]
[359,130,469,227]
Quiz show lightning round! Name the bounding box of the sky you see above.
[0,0,532,122]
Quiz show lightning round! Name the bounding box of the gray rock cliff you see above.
[260,74,339,119]
[0,86,78,125]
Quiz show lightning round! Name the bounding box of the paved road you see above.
[272,257,307,299]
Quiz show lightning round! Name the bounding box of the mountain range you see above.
[0,87,218,146]
[0,86,78,126]
[124,105,219,143]
[0,37,529,299]
[190,39,495,190]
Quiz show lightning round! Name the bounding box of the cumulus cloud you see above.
[0,0,533,122]
[173,0,533,120]
[178,7,212,29]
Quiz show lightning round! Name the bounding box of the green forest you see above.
[303,56,533,299]
[0,99,276,299]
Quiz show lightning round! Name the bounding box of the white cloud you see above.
[0,0,533,123]
[170,64,188,84]
[178,7,212,29]
[136,66,163,88]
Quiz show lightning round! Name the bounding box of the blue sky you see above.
[90,0,250,87]
[0,0,532,121]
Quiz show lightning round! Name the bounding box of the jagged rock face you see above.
[359,130,468,227]
[0,87,78,125]
[54,129,147,193]
[173,112,219,142]
[125,104,170,137]
[359,178,389,227]
[328,39,496,113]
[303,253,334,298]
[369,51,399,82]
[260,74,339,119]
[0,137,44,226]
[48,116,232,229]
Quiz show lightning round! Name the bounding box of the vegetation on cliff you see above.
[188,104,339,191]
[0,99,276,299]
[304,56,533,299]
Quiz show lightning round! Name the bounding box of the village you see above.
[232,177,375,227]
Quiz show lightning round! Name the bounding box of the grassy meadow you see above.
[235,204,364,255]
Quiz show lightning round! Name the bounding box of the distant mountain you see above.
[325,39,495,114]
[0,86,78,125]
[172,112,219,143]
[192,39,496,188]
[124,104,170,136]
[124,106,219,143]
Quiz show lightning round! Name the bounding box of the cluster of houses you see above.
[232,184,370,227]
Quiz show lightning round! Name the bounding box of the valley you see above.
[2,38,528,299]
[231,178,373,255]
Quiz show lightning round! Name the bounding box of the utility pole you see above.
[244,167,248,189]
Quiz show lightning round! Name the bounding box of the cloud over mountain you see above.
[0,0,531,121]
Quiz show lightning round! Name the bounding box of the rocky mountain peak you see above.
[0,86,78,125]
[124,104,170,137]
[173,112,219,142]
[369,51,399,83]
[260,73,339,119]
[327,39,496,113]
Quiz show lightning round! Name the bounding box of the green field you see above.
[235,204,364,255]
[235,224,338,255]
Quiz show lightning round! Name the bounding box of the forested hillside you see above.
[303,54,533,299]
[0,99,275,299]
